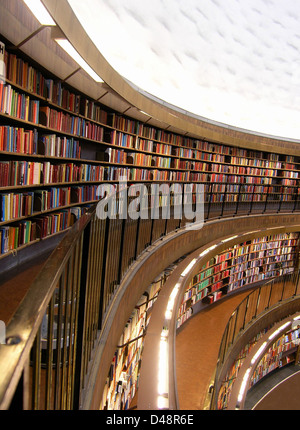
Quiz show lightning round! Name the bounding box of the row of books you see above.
[101,273,166,410]
[4,50,48,98]
[0,206,86,255]
[80,98,108,125]
[46,79,80,114]
[176,234,299,329]
[39,106,105,142]
[3,159,296,197]
[111,131,135,148]
[1,116,299,193]
[0,191,34,222]
[0,160,105,187]
[0,82,40,123]
[134,138,154,152]
[3,43,300,173]
[0,125,38,154]
[0,185,99,222]
[39,134,81,159]
[228,266,294,292]
[218,323,299,409]
[231,156,283,169]
[111,113,136,135]
[217,331,266,409]
[250,328,300,386]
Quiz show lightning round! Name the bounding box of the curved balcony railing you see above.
[0,182,299,410]
[211,269,300,410]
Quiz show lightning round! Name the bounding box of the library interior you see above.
[1,0,300,412]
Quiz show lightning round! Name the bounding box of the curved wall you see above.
[2,1,300,410]
[80,212,300,409]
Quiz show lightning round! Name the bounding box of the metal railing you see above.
[0,182,299,410]
[211,269,300,410]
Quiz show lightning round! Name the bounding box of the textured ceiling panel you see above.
[68,0,300,140]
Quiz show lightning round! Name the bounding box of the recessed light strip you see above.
[55,38,104,83]
[23,0,56,26]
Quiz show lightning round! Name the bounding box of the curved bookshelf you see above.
[217,311,300,410]
[1,36,300,261]
[176,232,300,330]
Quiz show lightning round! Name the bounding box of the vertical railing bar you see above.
[231,307,239,345]
[219,181,226,218]
[64,251,74,410]
[235,183,242,215]
[242,295,250,329]
[280,273,287,301]
[90,217,102,349]
[292,187,299,212]
[31,326,42,410]
[263,184,270,213]
[267,281,273,309]
[66,239,81,409]
[206,182,213,220]
[73,221,91,410]
[85,218,97,370]
[248,184,255,214]
[254,286,261,318]
[84,218,98,381]
[54,270,66,409]
[61,255,73,410]
[22,359,30,410]
[117,217,127,284]
[294,269,300,296]
[98,216,110,329]
[95,220,106,330]
[45,295,55,410]
[108,219,118,296]
[278,186,284,213]
[69,234,84,410]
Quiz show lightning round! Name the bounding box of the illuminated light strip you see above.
[221,235,238,243]
[55,38,104,83]
[181,258,197,277]
[268,321,291,341]
[157,329,169,409]
[199,244,217,258]
[237,368,251,403]
[251,341,267,365]
[165,283,181,320]
[23,0,56,26]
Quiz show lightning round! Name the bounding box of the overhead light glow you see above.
[221,235,238,243]
[268,321,291,341]
[237,368,251,403]
[181,258,197,277]
[23,0,56,26]
[55,38,104,83]
[158,333,168,399]
[251,341,267,365]
[165,283,181,320]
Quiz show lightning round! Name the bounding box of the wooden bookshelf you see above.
[176,233,300,330]
[1,36,300,261]
[100,269,171,410]
[218,324,300,409]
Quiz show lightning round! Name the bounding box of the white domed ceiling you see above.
[67,0,300,141]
